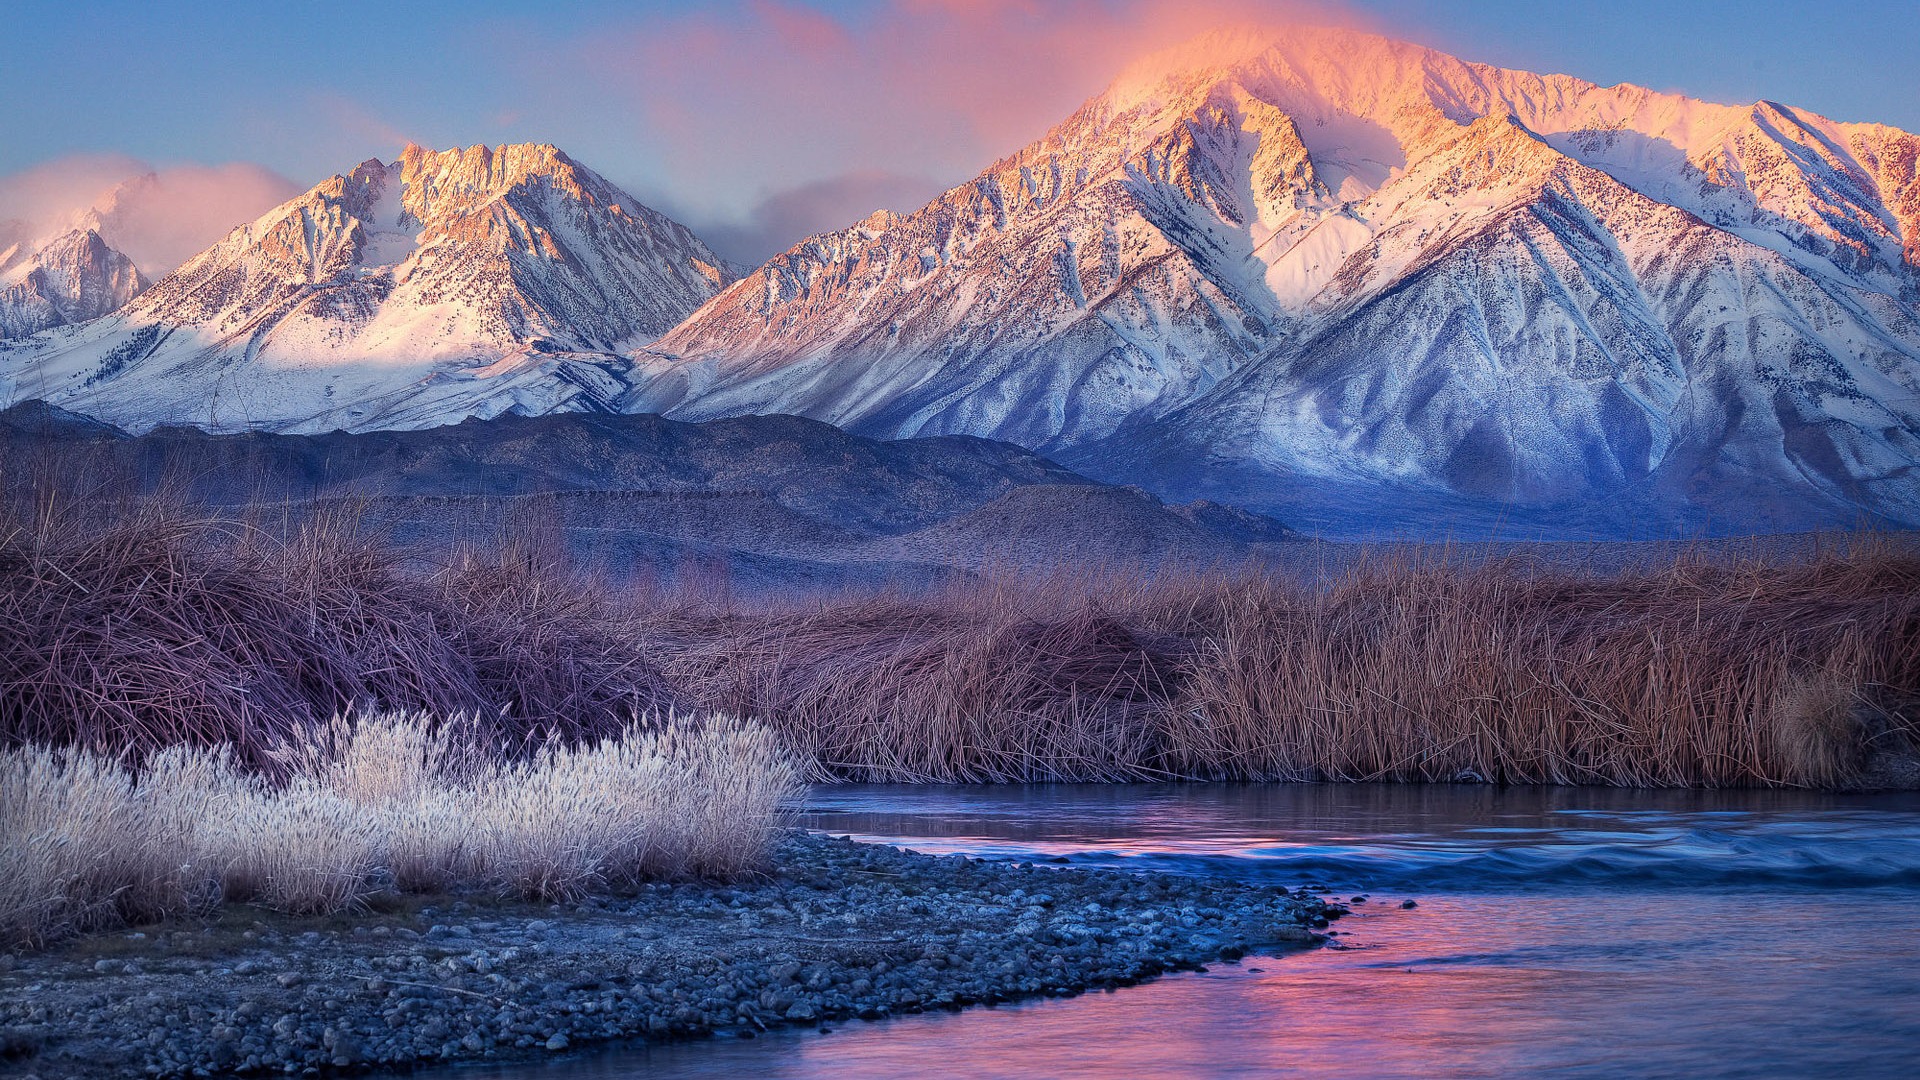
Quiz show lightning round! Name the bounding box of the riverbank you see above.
[0,833,1338,1079]
[498,783,1920,1080]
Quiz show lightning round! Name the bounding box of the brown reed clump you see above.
[660,546,1920,787]
[1,489,1915,791]
[1161,551,1920,787]
[661,587,1184,782]
[0,496,676,770]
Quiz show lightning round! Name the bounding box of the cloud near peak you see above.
[680,170,952,268]
[560,0,1367,231]
[0,157,300,278]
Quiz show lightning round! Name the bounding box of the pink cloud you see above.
[573,0,1370,218]
[0,157,300,278]
[0,154,148,235]
[681,169,952,266]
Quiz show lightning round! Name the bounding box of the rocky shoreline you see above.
[0,833,1342,1078]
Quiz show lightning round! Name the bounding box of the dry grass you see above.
[1157,554,1918,787]
[2,493,1915,795]
[0,495,677,772]
[661,549,1919,787]
[0,713,800,949]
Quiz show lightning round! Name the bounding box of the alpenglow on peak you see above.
[624,24,1920,535]
[0,142,736,433]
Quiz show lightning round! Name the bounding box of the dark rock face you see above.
[0,403,1296,588]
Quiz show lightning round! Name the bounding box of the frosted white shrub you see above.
[0,712,801,947]
[460,714,798,900]
[0,746,134,947]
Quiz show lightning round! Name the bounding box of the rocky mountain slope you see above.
[1,401,1289,587]
[0,144,734,432]
[0,228,147,339]
[629,26,1920,535]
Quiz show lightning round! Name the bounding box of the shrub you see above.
[0,713,800,948]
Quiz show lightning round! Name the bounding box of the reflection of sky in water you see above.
[446,785,1920,1079]
[802,784,1920,890]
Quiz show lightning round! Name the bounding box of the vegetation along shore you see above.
[0,494,1913,1075]
[5,497,1916,791]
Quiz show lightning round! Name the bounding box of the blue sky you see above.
[5,0,1916,264]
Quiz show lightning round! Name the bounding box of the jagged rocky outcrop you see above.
[0,144,734,432]
[0,229,147,339]
[630,26,1920,535]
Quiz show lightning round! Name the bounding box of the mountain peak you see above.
[1,143,736,433]
[633,25,1920,535]
[0,227,146,339]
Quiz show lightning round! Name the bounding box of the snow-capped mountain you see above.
[630,26,1920,534]
[0,144,734,432]
[0,229,147,339]
[6,30,1916,534]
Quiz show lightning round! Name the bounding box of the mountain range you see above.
[3,25,1918,537]
[0,144,733,432]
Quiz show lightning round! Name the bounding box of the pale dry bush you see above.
[286,713,478,893]
[0,712,801,946]
[461,714,800,901]
[119,745,256,920]
[201,781,386,915]
[0,746,134,947]
[644,714,803,878]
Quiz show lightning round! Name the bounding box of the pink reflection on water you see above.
[454,785,1920,1079]
[745,890,1920,1078]
[458,889,1920,1078]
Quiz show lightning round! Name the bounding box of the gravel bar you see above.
[0,833,1342,1078]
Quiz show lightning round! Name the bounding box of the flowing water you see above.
[469,784,1920,1078]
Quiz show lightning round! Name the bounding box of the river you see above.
[461,783,1920,1077]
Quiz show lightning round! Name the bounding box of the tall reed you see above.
[0,496,677,771]
[2,493,1914,791]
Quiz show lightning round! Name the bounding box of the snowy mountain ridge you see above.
[3,26,1918,535]
[624,25,1920,534]
[0,143,734,432]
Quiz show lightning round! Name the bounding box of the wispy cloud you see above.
[552,0,1368,229]
[0,157,299,277]
[0,154,147,234]
[681,169,951,267]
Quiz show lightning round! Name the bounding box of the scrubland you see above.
[2,494,1916,945]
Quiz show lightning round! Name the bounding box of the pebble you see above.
[0,832,1338,1079]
